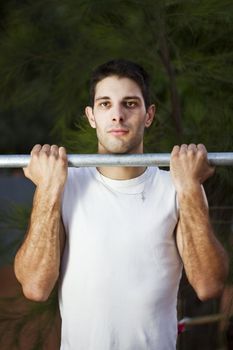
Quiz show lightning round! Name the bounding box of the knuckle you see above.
[188,144,196,151]
[40,151,49,159]
[171,153,178,162]
[58,157,67,167]
[31,144,41,155]
[41,144,50,152]
[49,153,57,160]
[187,149,195,157]
[179,151,186,159]
[59,146,67,154]
[33,143,41,148]
[197,149,206,159]
[31,153,39,163]
[51,144,59,151]
[171,146,179,154]
[198,143,205,148]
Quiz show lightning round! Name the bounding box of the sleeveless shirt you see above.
[60,166,183,350]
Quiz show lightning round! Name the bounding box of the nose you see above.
[111,105,125,123]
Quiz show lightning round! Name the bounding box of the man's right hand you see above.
[23,144,68,189]
[16,144,68,301]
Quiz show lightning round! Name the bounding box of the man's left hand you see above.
[170,144,215,193]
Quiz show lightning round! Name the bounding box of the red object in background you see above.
[178,321,186,334]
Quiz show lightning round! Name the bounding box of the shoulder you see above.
[64,167,98,194]
[63,167,88,195]
[153,167,178,217]
[151,167,175,189]
[158,167,172,180]
[66,167,91,183]
[67,167,84,178]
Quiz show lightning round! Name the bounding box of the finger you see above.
[59,146,67,160]
[196,144,208,162]
[31,144,42,155]
[171,145,180,156]
[188,143,197,151]
[197,143,207,154]
[41,144,51,155]
[180,144,188,154]
[50,145,59,158]
[197,144,214,174]
[187,143,197,156]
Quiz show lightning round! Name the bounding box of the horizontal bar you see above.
[0,153,232,168]
[179,313,226,327]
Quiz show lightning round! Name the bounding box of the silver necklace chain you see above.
[98,172,146,201]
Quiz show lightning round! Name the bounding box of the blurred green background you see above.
[0,0,232,349]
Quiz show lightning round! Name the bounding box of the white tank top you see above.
[60,167,182,350]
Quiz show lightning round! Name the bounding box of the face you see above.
[85,76,155,154]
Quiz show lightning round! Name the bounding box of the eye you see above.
[125,100,137,108]
[99,101,110,108]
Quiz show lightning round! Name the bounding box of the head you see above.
[85,59,155,155]
[89,59,151,109]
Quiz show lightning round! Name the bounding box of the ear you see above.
[85,106,96,129]
[145,104,156,128]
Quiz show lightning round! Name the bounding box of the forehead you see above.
[94,75,143,100]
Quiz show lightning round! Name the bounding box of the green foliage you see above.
[0,202,30,231]
[0,1,232,348]
[0,0,232,153]
[0,202,30,265]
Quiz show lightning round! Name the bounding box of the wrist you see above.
[176,181,202,198]
[31,184,64,222]
[36,183,65,201]
[176,183,209,214]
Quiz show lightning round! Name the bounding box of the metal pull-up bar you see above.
[0,153,232,168]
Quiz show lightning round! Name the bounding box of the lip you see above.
[108,128,129,136]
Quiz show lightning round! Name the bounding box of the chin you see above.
[99,139,141,155]
[109,145,136,154]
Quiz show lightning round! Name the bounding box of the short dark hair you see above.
[89,59,151,108]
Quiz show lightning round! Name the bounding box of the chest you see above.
[63,176,179,279]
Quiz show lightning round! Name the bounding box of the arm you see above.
[171,144,229,301]
[14,144,67,301]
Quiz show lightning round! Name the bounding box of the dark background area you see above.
[0,0,232,349]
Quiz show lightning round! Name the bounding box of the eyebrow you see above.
[123,96,142,101]
[95,96,111,101]
[95,96,142,101]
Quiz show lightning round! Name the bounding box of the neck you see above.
[97,144,146,179]
[97,166,147,180]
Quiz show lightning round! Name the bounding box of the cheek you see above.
[94,119,107,133]
[134,118,146,132]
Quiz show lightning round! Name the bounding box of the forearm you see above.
[14,185,63,301]
[178,184,229,299]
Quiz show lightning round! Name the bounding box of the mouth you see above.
[108,128,129,136]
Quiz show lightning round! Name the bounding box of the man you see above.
[14,59,228,350]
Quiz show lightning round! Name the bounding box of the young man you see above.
[14,59,228,350]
